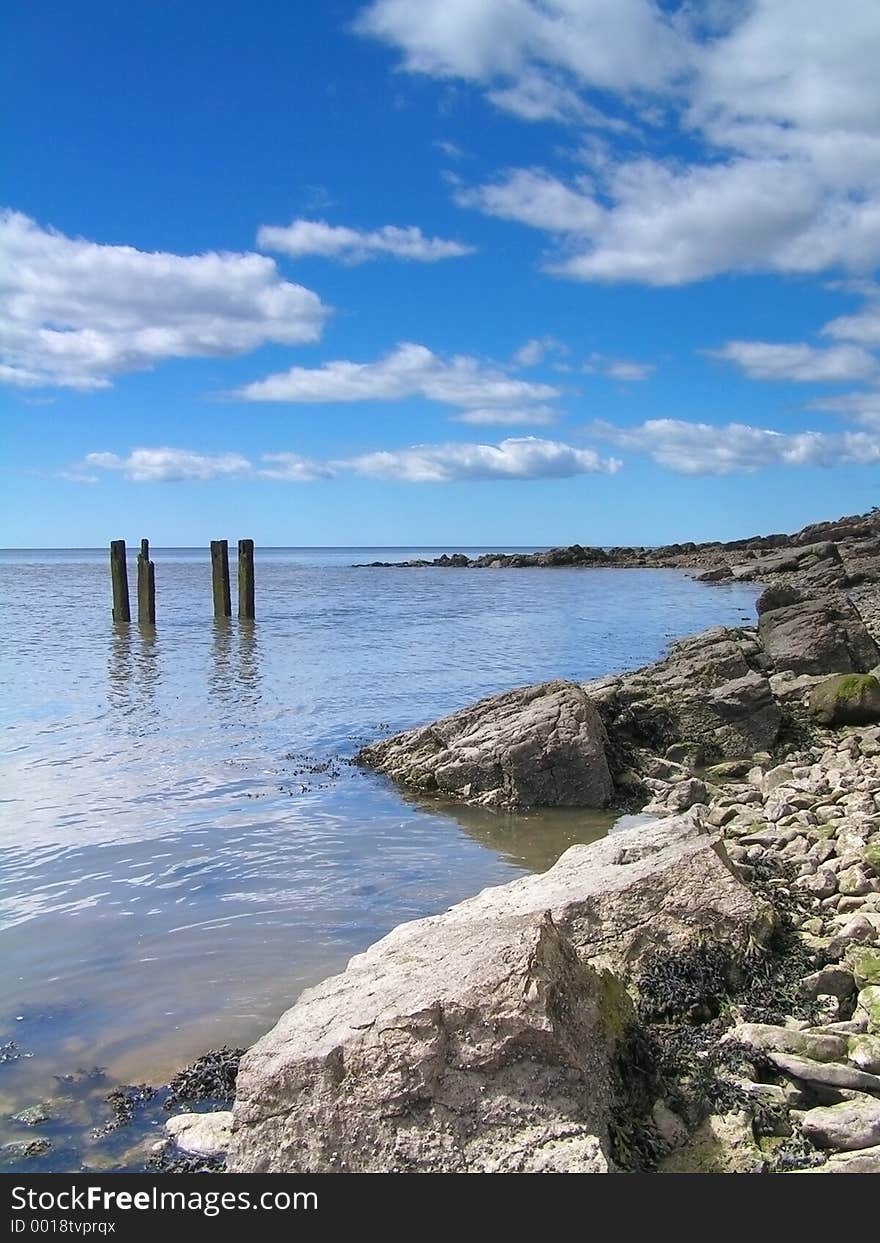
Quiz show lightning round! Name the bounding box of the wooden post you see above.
[110,539,131,623]
[210,540,232,618]
[238,538,255,620]
[137,538,156,625]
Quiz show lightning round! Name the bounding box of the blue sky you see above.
[2,0,879,547]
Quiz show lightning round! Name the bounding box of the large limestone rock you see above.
[228,815,773,1173]
[757,587,879,676]
[358,680,613,810]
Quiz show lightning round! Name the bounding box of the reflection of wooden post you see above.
[137,538,156,624]
[211,540,231,618]
[238,539,255,620]
[110,540,131,623]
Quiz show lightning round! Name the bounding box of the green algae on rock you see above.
[809,673,880,726]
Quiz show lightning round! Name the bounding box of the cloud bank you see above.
[358,1,880,284]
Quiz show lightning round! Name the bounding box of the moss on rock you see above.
[809,673,880,726]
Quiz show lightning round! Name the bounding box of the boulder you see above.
[228,815,773,1173]
[809,673,880,726]
[801,1097,880,1151]
[757,589,879,675]
[358,680,613,810]
[230,913,622,1174]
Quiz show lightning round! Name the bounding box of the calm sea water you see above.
[0,548,759,1168]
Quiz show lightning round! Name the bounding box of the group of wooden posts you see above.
[109,538,255,623]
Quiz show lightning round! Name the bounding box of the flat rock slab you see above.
[228,814,772,1174]
[358,679,613,809]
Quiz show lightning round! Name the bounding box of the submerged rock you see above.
[358,679,613,810]
[228,814,772,1174]
[166,1111,233,1158]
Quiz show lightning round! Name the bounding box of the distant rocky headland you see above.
[355,508,880,596]
[162,509,880,1174]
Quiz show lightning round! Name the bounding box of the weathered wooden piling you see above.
[238,539,255,620]
[210,539,232,618]
[137,538,156,625]
[109,539,131,623]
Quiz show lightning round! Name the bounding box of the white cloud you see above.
[235,341,559,413]
[256,218,474,263]
[355,1,690,100]
[512,335,567,367]
[343,436,620,482]
[83,448,253,482]
[808,390,880,430]
[259,453,334,481]
[823,293,880,347]
[359,1,880,285]
[584,352,654,381]
[457,168,603,233]
[711,341,879,383]
[590,418,880,474]
[0,210,329,390]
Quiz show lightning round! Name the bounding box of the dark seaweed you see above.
[163,1047,243,1109]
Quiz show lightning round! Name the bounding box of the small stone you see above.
[796,870,838,899]
[763,764,794,791]
[799,965,855,1000]
[848,1034,880,1074]
[856,985,880,1033]
[838,866,872,897]
[848,946,880,988]
[651,1100,689,1150]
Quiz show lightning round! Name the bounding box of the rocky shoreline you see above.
[355,508,879,595]
[166,510,880,1174]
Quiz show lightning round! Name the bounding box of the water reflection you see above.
[135,624,158,707]
[209,617,234,703]
[209,618,262,707]
[238,619,261,705]
[399,790,617,872]
[107,622,160,726]
[107,622,133,713]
